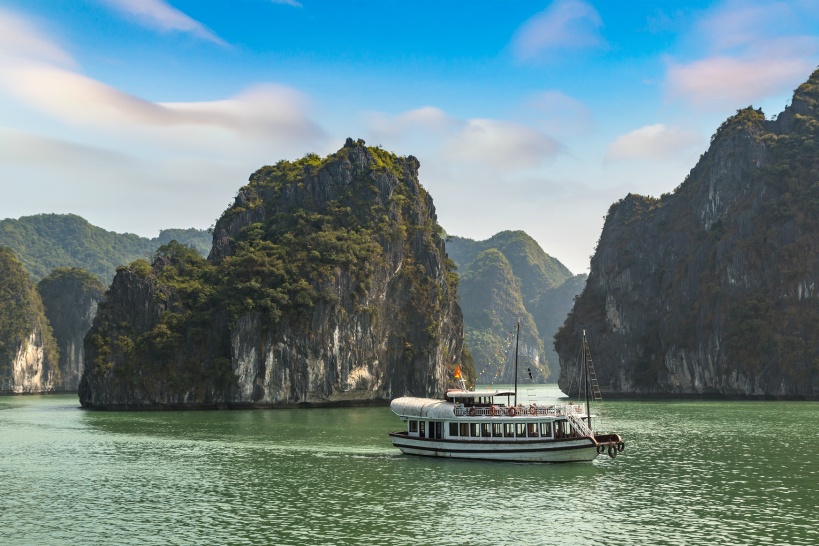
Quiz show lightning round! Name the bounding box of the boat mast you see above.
[513,320,520,407]
[583,330,591,430]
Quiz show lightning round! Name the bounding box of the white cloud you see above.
[367,106,461,140]
[524,90,594,135]
[270,0,303,7]
[606,124,702,162]
[443,119,561,169]
[667,55,815,109]
[98,0,227,45]
[665,0,819,110]
[0,60,323,143]
[0,8,75,67]
[511,0,605,61]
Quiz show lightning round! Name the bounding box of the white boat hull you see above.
[389,433,600,462]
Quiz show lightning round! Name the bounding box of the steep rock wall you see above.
[38,268,105,392]
[556,71,819,399]
[0,247,60,393]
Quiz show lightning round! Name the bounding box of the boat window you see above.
[503,423,515,437]
[515,423,527,438]
[470,423,480,437]
[434,422,443,439]
[554,420,566,439]
[527,423,539,437]
[540,422,552,437]
[449,422,458,437]
[460,423,469,437]
[409,420,418,433]
[419,421,426,438]
[481,423,491,437]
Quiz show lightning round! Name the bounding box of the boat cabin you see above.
[392,391,589,443]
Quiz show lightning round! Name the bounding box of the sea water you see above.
[1,385,817,545]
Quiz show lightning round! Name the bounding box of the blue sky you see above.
[1,0,818,273]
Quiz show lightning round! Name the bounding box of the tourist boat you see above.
[389,327,624,462]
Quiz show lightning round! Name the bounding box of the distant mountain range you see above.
[447,230,586,382]
[0,214,211,283]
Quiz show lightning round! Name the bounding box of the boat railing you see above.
[453,403,585,418]
[566,412,594,437]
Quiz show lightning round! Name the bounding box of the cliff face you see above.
[37,268,105,392]
[80,139,467,408]
[458,248,547,383]
[0,247,60,393]
[447,231,580,379]
[556,70,819,399]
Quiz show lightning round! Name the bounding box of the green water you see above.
[1,385,817,545]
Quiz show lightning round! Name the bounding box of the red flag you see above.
[454,366,461,379]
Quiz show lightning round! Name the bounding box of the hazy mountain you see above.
[0,213,211,283]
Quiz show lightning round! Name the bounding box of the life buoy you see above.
[489,406,497,416]
[617,442,625,453]
[608,445,617,459]
[529,405,537,415]
[468,407,476,417]
[507,407,516,417]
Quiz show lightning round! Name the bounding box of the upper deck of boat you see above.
[391,393,587,421]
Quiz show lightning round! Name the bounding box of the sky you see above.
[1,1,818,274]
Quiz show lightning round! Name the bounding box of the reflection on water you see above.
[1,387,817,545]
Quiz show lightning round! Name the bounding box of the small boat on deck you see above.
[388,327,624,462]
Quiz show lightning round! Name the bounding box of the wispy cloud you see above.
[511,0,605,61]
[98,0,227,45]
[270,0,303,7]
[0,8,323,146]
[365,106,562,172]
[367,106,460,140]
[665,0,819,109]
[0,8,76,67]
[606,124,702,162]
[524,90,594,135]
[443,119,561,169]
[1,62,322,141]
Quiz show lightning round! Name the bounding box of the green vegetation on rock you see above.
[37,267,106,391]
[82,139,470,407]
[0,246,59,387]
[447,230,581,381]
[458,248,546,383]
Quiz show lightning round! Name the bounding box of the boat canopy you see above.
[445,390,515,399]
[391,397,455,419]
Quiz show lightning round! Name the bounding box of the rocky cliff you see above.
[447,231,580,380]
[37,268,105,392]
[458,248,547,383]
[80,139,468,409]
[0,247,60,393]
[556,69,819,399]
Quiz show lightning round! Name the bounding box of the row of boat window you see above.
[408,420,574,439]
